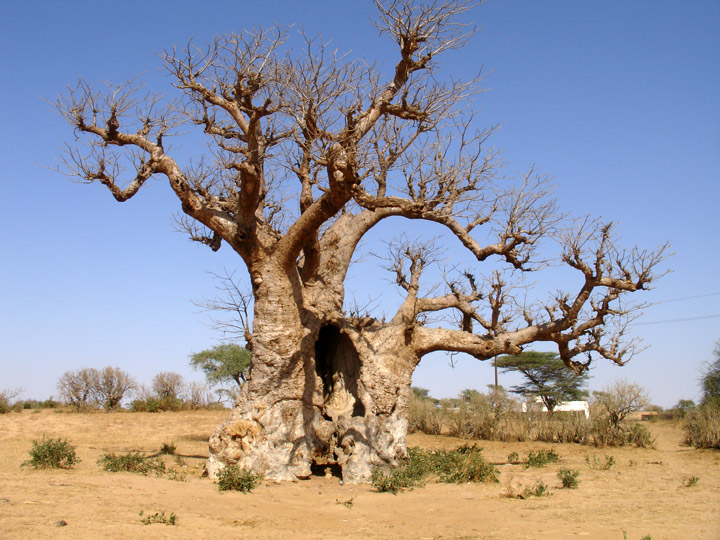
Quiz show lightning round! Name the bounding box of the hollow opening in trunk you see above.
[315,324,365,418]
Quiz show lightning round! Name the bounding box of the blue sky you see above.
[1,1,718,408]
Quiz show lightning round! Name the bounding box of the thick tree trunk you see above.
[206,275,416,482]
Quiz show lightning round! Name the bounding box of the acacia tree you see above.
[190,343,252,388]
[56,1,667,482]
[497,351,589,414]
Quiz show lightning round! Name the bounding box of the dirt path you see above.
[1,410,718,539]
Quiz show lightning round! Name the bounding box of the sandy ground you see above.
[0,409,718,540]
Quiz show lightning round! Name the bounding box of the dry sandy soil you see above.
[0,409,718,540]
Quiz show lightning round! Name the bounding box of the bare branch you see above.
[195,269,254,347]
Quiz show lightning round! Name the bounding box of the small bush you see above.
[507,452,519,464]
[217,465,262,493]
[585,454,615,470]
[159,442,176,455]
[557,468,580,488]
[522,480,551,498]
[23,398,62,410]
[429,444,499,484]
[98,452,166,476]
[372,445,498,494]
[130,396,183,412]
[371,466,422,494]
[683,475,699,487]
[139,510,177,525]
[684,401,720,449]
[23,437,79,469]
[526,448,559,468]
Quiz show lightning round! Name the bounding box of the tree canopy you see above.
[497,351,589,413]
[701,339,720,406]
[190,343,252,388]
[55,0,667,371]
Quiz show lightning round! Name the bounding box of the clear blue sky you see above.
[1,1,718,408]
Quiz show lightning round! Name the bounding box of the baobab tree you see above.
[56,0,667,482]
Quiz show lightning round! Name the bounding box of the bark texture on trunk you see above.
[206,282,416,482]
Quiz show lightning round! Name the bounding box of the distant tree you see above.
[497,351,589,414]
[94,367,136,410]
[152,372,185,400]
[0,387,23,414]
[57,368,99,410]
[700,339,720,406]
[411,387,432,400]
[673,399,696,412]
[593,379,650,428]
[459,388,483,403]
[190,344,251,389]
[185,381,213,409]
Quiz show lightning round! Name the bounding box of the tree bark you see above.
[206,269,417,482]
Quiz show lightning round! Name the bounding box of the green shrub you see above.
[557,468,580,488]
[23,437,79,469]
[98,452,166,476]
[372,445,498,494]
[130,397,156,412]
[684,401,720,449]
[522,480,550,498]
[507,452,519,463]
[217,465,262,492]
[139,510,177,525]
[428,444,499,484]
[526,448,560,468]
[683,475,699,487]
[130,396,183,412]
[371,465,423,494]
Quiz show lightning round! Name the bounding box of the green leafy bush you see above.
[683,475,699,487]
[139,510,177,525]
[98,452,166,476]
[557,468,580,488]
[429,444,499,484]
[585,453,615,470]
[217,465,262,492]
[130,396,183,413]
[23,437,79,469]
[371,465,422,494]
[372,445,498,494]
[526,448,560,468]
[522,480,550,498]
